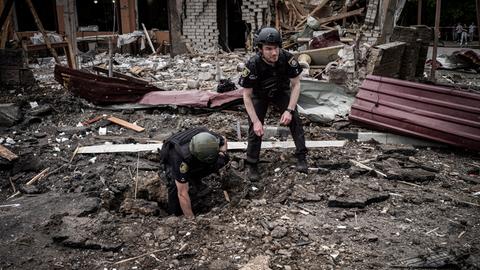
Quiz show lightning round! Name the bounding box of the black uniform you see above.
[159,127,229,216]
[239,49,307,164]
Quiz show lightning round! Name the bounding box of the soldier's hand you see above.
[253,121,264,137]
[280,111,292,126]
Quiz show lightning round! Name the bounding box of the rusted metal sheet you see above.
[54,65,161,105]
[54,65,244,108]
[140,89,243,108]
[349,75,480,150]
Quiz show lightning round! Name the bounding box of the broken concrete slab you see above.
[29,104,53,116]
[327,179,390,208]
[52,216,122,251]
[378,144,417,156]
[0,104,22,127]
[316,160,351,170]
[387,168,436,183]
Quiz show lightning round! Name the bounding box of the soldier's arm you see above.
[287,75,301,110]
[243,88,264,136]
[176,180,194,218]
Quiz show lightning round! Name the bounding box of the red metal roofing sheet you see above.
[349,75,480,151]
[139,89,243,108]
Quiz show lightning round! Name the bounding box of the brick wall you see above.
[391,26,433,80]
[241,0,270,32]
[361,0,381,45]
[182,0,218,52]
[367,41,406,78]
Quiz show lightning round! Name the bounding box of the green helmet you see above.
[189,132,220,163]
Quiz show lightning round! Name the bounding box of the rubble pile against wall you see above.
[182,0,218,52]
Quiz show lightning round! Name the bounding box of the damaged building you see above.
[1,0,480,269]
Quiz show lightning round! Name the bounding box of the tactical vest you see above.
[159,127,209,165]
[253,52,291,98]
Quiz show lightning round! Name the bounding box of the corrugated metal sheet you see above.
[349,75,480,151]
[54,65,161,105]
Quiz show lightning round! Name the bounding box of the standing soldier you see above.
[159,127,229,218]
[239,27,308,181]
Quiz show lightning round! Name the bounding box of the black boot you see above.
[247,163,260,182]
[296,158,308,173]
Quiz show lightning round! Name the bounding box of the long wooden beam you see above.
[417,0,422,25]
[76,140,347,154]
[0,0,14,31]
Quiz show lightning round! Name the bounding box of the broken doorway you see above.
[217,0,246,51]
[76,0,120,32]
[137,0,169,30]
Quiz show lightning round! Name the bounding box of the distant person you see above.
[469,23,476,42]
[455,23,463,42]
[461,25,468,46]
[451,24,456,41]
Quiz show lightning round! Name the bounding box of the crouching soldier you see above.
[159,127,229,218]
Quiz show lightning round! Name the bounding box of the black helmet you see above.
[256,27,282,48]
[189,132,220,164]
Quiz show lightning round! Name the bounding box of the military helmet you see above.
[189,132,220,163]
[256,27,282,48]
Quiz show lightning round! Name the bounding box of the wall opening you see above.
[77,0,120,32]
[14,0,57,31]
[137,0,169,30]
[217,0,246,51]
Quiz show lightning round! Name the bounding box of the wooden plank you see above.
[295,0,330,28]
[119,0,132,34]
[0,144,18,161]
[291,0,307,16]
[63,0,77,69]
[314,8,364,25]
[76,140,347,154]
[0,4,12,48]
[141,23,156,54]
[107,116,145,132]
[0,0,13,31]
